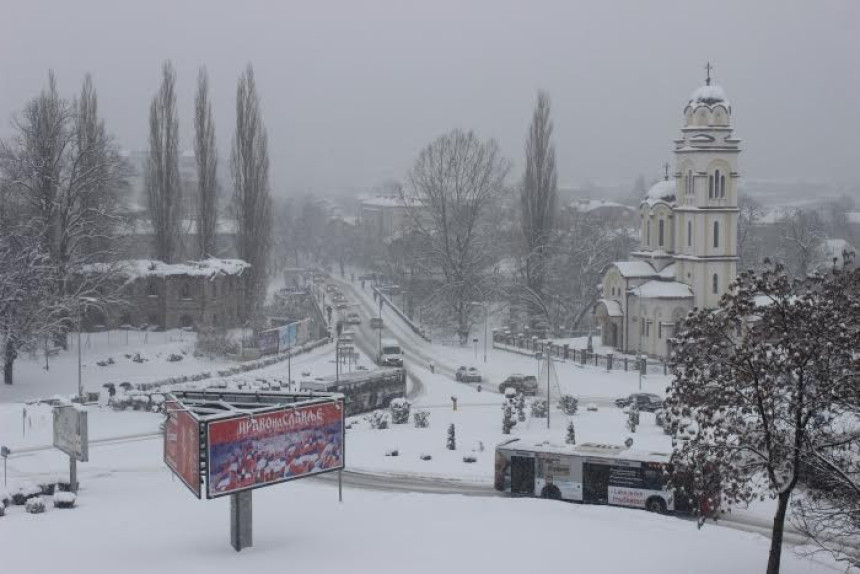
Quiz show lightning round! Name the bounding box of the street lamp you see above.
[470,301,489,363]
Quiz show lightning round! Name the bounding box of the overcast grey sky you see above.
[1,0,858,195]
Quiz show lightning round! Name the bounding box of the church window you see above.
[687,221,692,247]
[658,219,665,247]
[645,321,651,337]
[709,174,714,198]
[712,273,719,294]
[720,173,726,198]
[713,221,720,248]
[646,220,651,245]
[658,323,662,339]
[640,318,644,336]
[687,170,694,196]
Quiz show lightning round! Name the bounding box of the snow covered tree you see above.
[565,420,576,445]
[413,409,429,428]
[502,402,514,434]
[446,424,456,450]
[530,398,548,418]
[390,398,411,424]
[557,394,578,416]
[0,72,129,349]
[666,258,859,574]
[516,393,526,422]
[232,64,273,324]
[776,208,825,279]
[520,91,557,322]
[405,130,509,343]
[146,61,182,263]
[737,195,765,272]
[194,67,219,259]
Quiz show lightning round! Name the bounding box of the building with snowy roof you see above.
[595,70,740,357]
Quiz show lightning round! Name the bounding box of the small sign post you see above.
[1,445,9,487]
[53,405,88,493]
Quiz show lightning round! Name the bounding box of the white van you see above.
[378,338,403,367]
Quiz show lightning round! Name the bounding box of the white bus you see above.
[494,439,676,513]
[378,338,403,367]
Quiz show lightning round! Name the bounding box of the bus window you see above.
[643,468,664,491]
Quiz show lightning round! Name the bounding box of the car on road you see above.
[336,301,349,310]
[378,338,403,367]
[614,392,663,412]
[455,366,482,383]
[498,374,538,395]
[345,312,361,325]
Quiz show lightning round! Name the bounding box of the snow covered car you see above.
[614,393,663,412]
[498,374,538,396]
[345,312,361,325]
[455,366,482,383]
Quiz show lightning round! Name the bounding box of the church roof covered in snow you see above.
[630,280,693,299]
[596,298,623,317]
[99,259,251,280]
[642,180,676,207]
[611,261,657,279]
[688,84,730,109]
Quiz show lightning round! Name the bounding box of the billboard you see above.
[258,329,279,356]
[53,405,88,462]
[206,400,344,498]
[164,401,202,498]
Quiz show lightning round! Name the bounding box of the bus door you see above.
[510,455,535,495]
[583,461,611,504]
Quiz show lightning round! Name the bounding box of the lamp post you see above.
[470,301,489,364]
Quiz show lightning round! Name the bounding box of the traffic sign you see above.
[370,318,383,330]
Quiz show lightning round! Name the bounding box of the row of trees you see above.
[145,61,272,320]
[0,64,275,383]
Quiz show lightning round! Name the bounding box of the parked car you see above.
[614,393,663,412]
[498,374,538,395]
[455,366,482,383]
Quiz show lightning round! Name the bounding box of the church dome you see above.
[643,180,676,206]
[689,84,729,107]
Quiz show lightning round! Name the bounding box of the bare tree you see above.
[146,61,182,263]
[405,129,509,343]
[777,208,825,278]
[737,194,765,271]
[231,64,272,323]
[520,91,558,324]
[194,67,218,259]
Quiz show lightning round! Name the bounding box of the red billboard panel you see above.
[206,400,344,498]
[164,401,201,498]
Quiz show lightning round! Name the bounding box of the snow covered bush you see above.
[557,395,578,416]
[1,490,10,508]
[446,424,456,450]
[368,411,389,429]
[167,353,184,362]
[53,491,76,509]
[390,398,411,424]
[196,327,238,357]
[530,398,548,418]
[462,456,477,463]
[0,502,5,517]
[25,497,45,514]
[385,449,399,457]
[413,410,430,428]
[12,484,41,505]
[565,420,576,445]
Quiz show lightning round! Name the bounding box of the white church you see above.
[595,71,740,358]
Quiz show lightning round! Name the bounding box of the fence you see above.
[371,285,431,342]
[492,333,669,376]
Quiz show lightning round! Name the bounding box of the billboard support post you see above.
[338,469,343,503]
[70,455,77,494]
[230,490,253,552]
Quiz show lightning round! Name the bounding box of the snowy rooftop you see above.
[113,258,250,279]
[642,180,676,207]
[361,196,407,208]
[612,261,657,279]
[596,299,623,317]
[570,198,636,213]
[630,280,693,299]
[688,84,730,108]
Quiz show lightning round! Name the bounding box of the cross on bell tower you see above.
[705,61,713,86]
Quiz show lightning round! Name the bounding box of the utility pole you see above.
[483,303,488,364]
[546,351,551,430]
[78,310,83,401]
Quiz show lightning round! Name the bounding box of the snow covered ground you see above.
[0,420,842,574]
[0,329,232,403]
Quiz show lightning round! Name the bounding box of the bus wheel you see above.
[646,497,667,514]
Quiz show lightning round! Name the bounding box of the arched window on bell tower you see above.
[658,219,665,247]
[712,273,719,294]
[646,220,651,246]
[709,174,714,198]
[713,221,720,248]
[687,220,692,247]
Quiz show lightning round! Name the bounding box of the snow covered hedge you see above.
[390,398,411,424]
[530,398,548,418]
[25,498,45,514]
[53,491,76,509]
